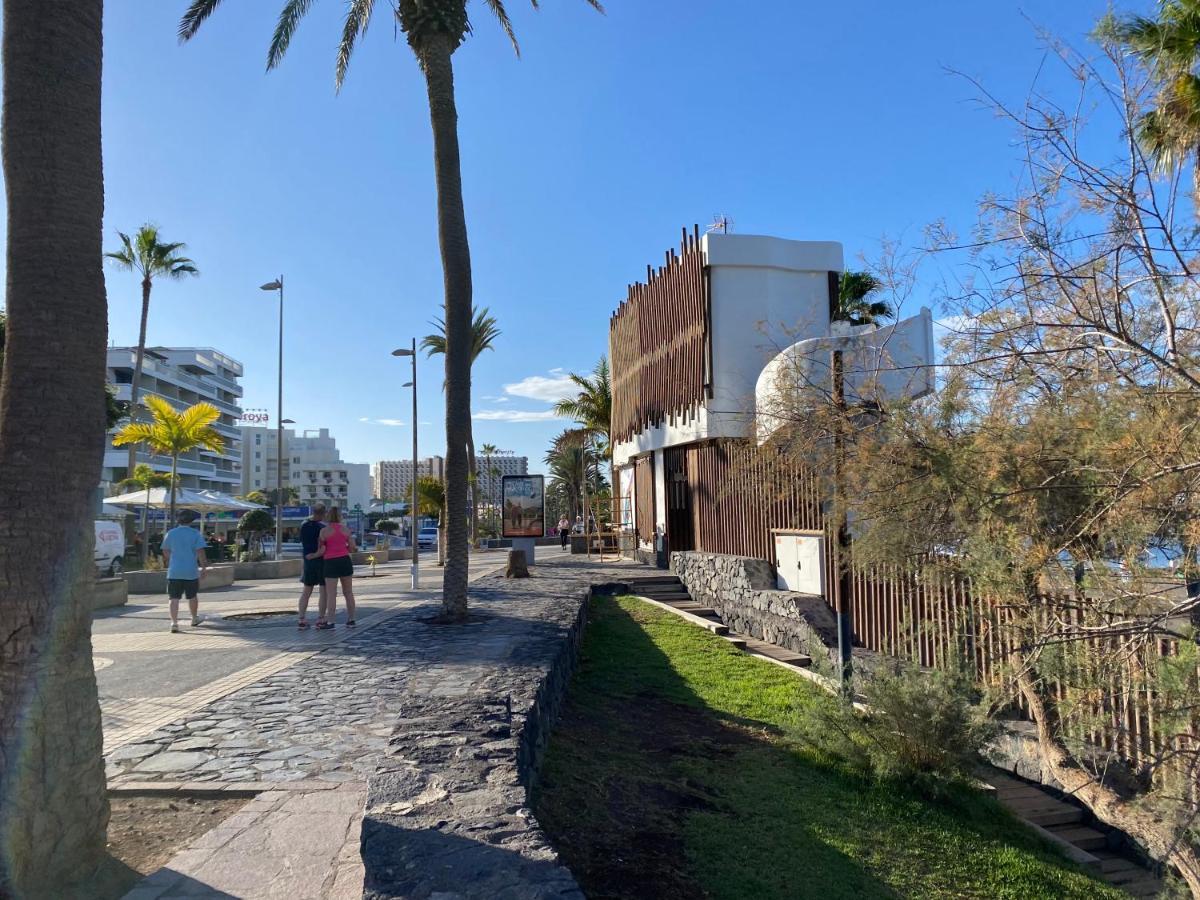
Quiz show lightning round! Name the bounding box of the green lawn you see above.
[532,594,1123,900]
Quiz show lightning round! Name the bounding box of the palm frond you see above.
[178,401,221,432]
[179,0,226,42]
[337,0,377,91]
[268,0,318,70]
[482,0,520,55]
[143,394,178,423]
[112,423,165,449]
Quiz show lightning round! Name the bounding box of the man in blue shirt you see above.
[297,503,327,628]
[161,509,209,633]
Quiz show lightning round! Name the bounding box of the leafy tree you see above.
[179,0,602,623]
[834,271,893,327]
[112,397,224,526]
[416,475,447,566]
[243,490,269,507]
[0,3,109,892]
[115,464,175,566]
[104,225,198,478]
[423,306,501,547]
[376,518,399,534]
[480,441,499,535]
[260,486,299,508]
[553,356,614,493]
[237,508,276,558]
[544,434,608,524]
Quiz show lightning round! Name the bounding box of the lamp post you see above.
[392,341,419,590]
[261,277,284,559]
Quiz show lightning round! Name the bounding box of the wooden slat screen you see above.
[611,226,710,444]
[634,454,655,545]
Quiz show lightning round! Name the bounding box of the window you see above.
[255,451,260,459]
[293,457,301,464]
[255,465,260,473]
[255,434,261,445]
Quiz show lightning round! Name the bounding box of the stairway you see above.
[986,770,1163,896]
[626,576,812,669]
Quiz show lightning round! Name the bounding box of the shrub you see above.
[376,518,398,534]
[237,508,275,534]
[792,660,998,796]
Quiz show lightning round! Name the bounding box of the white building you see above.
[103,346,243,491]
[241,426,370,513]
[609,230,933,562]
[372,453,527,504]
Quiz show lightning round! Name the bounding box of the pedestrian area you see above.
[101,551,635,899]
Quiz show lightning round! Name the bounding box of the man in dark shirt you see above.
[297,503,327,628]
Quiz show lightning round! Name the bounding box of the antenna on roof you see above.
[707,214,733,235]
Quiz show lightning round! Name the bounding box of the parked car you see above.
[94,520,126,577]
[417,527,439,550]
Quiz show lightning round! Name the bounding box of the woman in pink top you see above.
[310,505,357,629]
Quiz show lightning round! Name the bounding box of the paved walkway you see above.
[107,550,634,899]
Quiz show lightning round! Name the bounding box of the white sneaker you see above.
[190,615,204,627]
[170,623,180,634]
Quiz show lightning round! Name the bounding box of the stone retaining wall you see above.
[360,563,620,899]
[125,565,236,595]
[671,551,840,665]
[93,577,128,610]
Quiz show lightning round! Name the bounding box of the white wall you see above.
[612,233,843,464]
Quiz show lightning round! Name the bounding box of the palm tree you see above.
[834,271,893,327]
[422,306,501,547]
[416,475,447,567]
[116,464,176,566]
[0,2,109,893]
[112,397,225,526]
[179,0,602,622]
[480,441,498,536]
[545,436,607,523]
[553,356,614,496]
[104,225,199,479]
[1109,4,1200,196]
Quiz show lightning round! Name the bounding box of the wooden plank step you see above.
[1025,807,1085,827]
[627,576,682,585]
[1096,855,1141,875]
[672,605,717,617]
[742,639,812,666]
[1108,866,1158,886]
[723,635,747,649]
[1123,878,1164,897]
[647,592,696,602]
[1046,825,1107,851]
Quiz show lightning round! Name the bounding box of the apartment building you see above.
[371,453,528,503]
[103,346,243,491]
[241,426,370,512]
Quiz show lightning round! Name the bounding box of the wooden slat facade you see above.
[634,454,655,545]
[610,226,710,444]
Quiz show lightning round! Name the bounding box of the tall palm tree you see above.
[115,464,176,566]
[554,356,614,496]
[112,397,224,526]
[104,225,198,478]
[545,437,607,523]
[480,441,498,535]
[416,475,447,567]
[422,306,501,547]
[1110,3,1200,196]
[834,271,893,327]
[179,0,602,622]
[0,2,109,893]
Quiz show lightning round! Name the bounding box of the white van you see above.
[94,520,126,577]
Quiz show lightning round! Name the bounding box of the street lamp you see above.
[392,341,419,590]
[261,277,285,559]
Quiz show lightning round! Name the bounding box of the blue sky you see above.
[5,0,1130,473]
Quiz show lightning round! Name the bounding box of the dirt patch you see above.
[534,693,750,900]
[103,793,250,894]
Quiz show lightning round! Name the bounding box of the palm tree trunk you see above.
[126,276,151,478]
[0,1,109,894]
[467,432,477,549]
[141,493,150,567]
[168,454,179,528]
[418,35,472,621]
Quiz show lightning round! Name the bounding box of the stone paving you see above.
[112,551,640,899]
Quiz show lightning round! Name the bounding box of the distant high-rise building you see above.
[372,451,528,505]
[103,346,243,492]
[241,425,370,512]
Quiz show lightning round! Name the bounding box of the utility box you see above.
[773,529,825,595]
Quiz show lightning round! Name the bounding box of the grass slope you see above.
[533,594,1122,900]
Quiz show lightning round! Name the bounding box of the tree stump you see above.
[506,549,530,578]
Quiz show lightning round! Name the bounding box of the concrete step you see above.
[670,603,715,616]
[646,592,696,602]
[627,576,683,586]
[1123,878,1164,897]
[1094,854,1141,875]
[1047,825,1108,852]
[723,635,747,650]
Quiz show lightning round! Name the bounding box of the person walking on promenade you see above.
[558,515,570,549]
[309,505,357,629]
[297,503,327,629]
[161,509,209,634]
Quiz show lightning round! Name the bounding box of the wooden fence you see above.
[677,437,1199,775]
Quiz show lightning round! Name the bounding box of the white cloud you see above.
[503,370,576,404]
[359,417,405,427]
[472,409,565,423]
[481,395,510,404]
